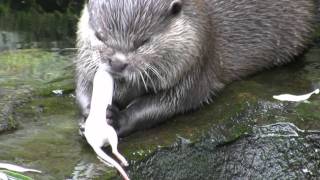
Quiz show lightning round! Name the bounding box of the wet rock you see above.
[0,87,32,133]
[0,49,74,133]
[129,123,320,179]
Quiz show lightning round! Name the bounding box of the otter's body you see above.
[75,0,316,137]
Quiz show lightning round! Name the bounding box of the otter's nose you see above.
[101,52,128,72]
[108,58,128,72]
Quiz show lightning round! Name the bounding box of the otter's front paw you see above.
[106,104,120,121]
[106,105,132,137]
[78,115,87,137]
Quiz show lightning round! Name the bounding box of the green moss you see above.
[296,101,320,122]
[7,115,17,129]
[0,49,74,95]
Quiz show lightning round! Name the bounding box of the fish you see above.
[273,89,319,102]
[0,163,41,173]
[84,64,130,180]
[0,172,8,180]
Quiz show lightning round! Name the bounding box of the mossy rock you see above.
[0,49,75,133]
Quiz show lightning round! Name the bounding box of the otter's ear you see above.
[169,0,183,16]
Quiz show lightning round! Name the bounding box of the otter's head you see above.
[80,0,206,90]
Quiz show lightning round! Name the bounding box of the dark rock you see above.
[129,123,320,179]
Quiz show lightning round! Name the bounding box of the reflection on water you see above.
[0,31,21,51]
[0,31,74,51]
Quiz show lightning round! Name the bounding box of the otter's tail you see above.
[93,147,130,180]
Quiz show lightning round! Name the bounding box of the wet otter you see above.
[75,0,316,137]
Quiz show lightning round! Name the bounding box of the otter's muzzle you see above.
[103,53,128,72]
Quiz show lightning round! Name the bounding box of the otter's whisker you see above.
[139,70,148,92]
[147,63,165,83]
[143,66,157,93]
[154,63,167,82]
[134,72,140,90]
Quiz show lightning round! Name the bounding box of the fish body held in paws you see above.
[84,65,130,180]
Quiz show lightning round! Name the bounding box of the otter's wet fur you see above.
[75,0,317,137]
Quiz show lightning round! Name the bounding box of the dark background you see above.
[0,0,86,44]
[0,0,85,13]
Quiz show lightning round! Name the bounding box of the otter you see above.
[75,0,316,137]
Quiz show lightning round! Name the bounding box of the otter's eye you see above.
[134,38,150,49]
[95,32,104,42]
[169,0,182,16]
[141,38,150,46]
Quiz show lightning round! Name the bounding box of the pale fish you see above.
[0,163,41,173]
[84,64,130,180]
[0,172,8,180]
[273,89,319,102]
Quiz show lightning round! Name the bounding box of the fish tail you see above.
[93,147,130,180]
